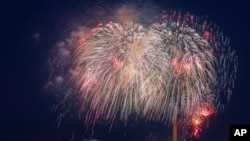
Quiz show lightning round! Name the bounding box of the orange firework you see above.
[188,103,215,138]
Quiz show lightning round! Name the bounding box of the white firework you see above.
[47,3,237,134]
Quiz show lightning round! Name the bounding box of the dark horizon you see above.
[1,0,249,141]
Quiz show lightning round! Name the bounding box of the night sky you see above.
[1,0,250,141]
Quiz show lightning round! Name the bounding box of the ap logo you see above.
[234,129,247,136]
[230,125,250,141]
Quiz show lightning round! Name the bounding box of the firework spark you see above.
[189,103,215,138]
[47,2,237,137]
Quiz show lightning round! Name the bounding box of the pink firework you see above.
[47,3,237,137]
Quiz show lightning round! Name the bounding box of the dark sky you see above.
[1,0,249,141]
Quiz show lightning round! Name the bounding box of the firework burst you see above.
[47,2,237,137]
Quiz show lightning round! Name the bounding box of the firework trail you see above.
[47,2,237,137]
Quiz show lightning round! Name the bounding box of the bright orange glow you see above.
[188,103,215,138]
[192,117,201,126]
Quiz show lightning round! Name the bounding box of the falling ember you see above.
[193,127,200,138]
[46,1,237,139]
[187,103,215,138]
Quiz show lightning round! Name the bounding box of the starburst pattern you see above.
[47,4,237,137]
